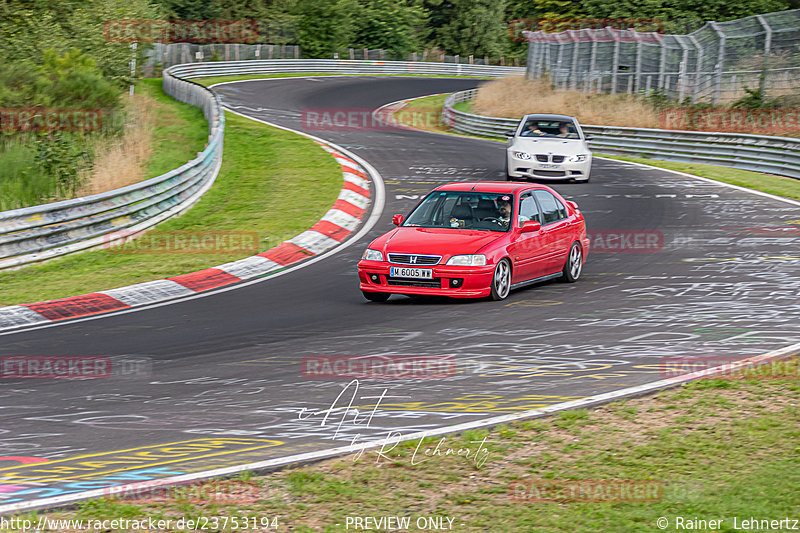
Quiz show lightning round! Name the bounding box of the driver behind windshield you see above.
[497,199,512,226]
[524,121,545,136]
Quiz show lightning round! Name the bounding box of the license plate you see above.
[539,163,559,169]
[390,267,433,279]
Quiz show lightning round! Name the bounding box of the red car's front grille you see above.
[386,277,442,288]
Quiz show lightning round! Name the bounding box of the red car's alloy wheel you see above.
[562,242,583,282]
[490,259,512,300]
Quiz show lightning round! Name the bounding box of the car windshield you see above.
[520,119,580,139]
[403,191,514,232]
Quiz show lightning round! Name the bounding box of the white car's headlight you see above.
[362,248,383,261]
[569,154,588,162]
[512,151,532,160]
[446,254,487,266]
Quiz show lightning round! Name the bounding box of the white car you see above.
[505,114,592,183]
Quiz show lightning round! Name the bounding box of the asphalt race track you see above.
[1,76,799,508]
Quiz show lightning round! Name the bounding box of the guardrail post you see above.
[688,35,703,103]
[589,33,598,93]
[634,32,643,93]
[710,21,726,105]
[610,28,621,95]
[756,14,773,99]
[570,30,580,90]
[525,40,536,79]
[675,35,690,101]
[556,40,566,88]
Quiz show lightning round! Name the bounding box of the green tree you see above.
[353,0,427,59]
[215,0,300,44]
[437,0,508,57]
[294,0,357,57]
[160,0,222,19]
[0,0,163,86]
[35,49,120,109]
[581,0,791,32]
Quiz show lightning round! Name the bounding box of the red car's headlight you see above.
[362,248,383,261]
[446,254,487,266]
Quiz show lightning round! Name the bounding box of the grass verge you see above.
[595,155,800,201]
[19,358,800,532]
[191,72,493,87]
[137,79,210,178]
[0,94,342,307]
[397,94,800,201]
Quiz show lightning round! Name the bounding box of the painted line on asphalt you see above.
[384,92,800,208]
[1,341,796,515]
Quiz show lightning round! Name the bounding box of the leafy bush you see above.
[730,86,779,109]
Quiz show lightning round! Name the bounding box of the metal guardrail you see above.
[443,89,800,179]
[0,70,224,270]
[166,59,525,79]
[0,59,520,271]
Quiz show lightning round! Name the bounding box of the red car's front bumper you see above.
[357,260,495,298]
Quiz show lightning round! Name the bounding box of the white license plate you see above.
[390,267,433,279]
[539,163,559,169]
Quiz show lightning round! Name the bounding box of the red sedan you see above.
[357,182,590,301]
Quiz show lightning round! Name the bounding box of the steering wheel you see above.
[482,217,506,226]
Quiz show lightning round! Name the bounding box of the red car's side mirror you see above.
[567,200,579,211]
[520,220,541,233]
[392,214,404,226]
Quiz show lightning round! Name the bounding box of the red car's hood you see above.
[373,227,501,256]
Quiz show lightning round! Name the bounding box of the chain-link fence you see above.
[143,44,523,75]
[524,9,800,104]
[142,43,301,75]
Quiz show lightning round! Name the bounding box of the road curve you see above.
[0,76,798,509]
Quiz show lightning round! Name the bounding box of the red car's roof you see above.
[434,182,538,194]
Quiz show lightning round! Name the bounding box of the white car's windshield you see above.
[403,191,514,232]
[520,119,580,139]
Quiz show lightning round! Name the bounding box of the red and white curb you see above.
[0,143,373,332]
